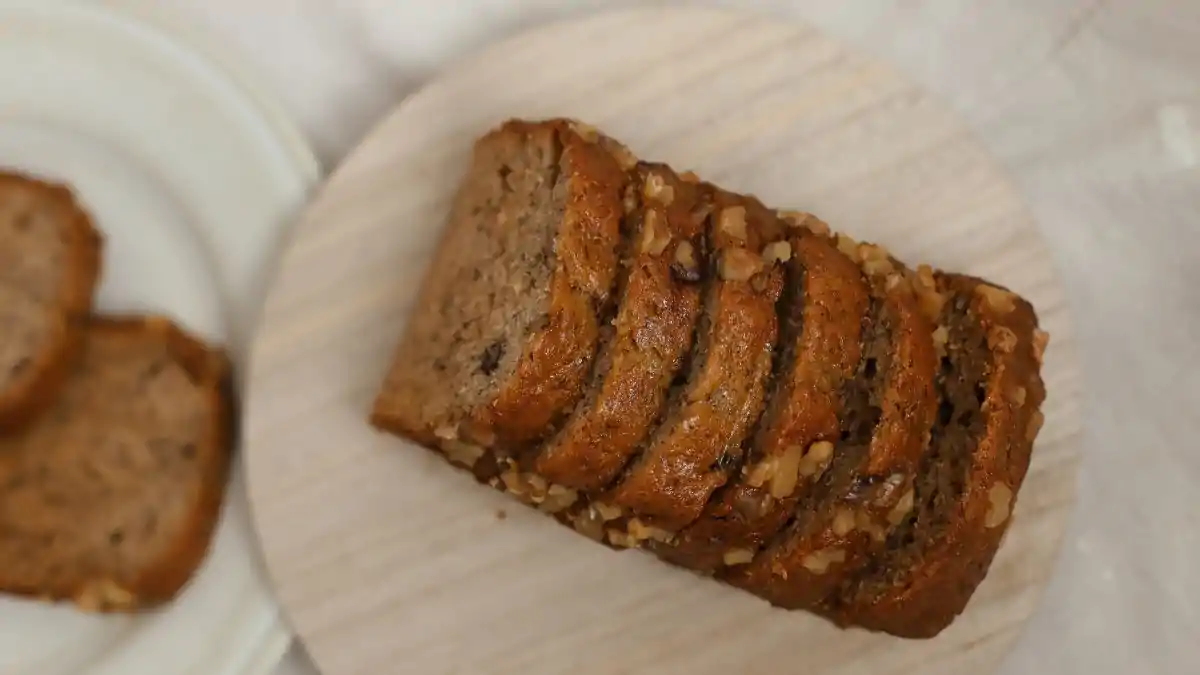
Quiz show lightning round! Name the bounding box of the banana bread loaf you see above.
[370,118,1051,639]
[0,171,103,431]
[0,316,233,611]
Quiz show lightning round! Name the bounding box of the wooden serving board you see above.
[243,8,1082,675]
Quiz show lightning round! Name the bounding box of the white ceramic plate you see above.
[0,2,318,674]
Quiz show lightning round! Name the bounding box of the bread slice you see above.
[823,274,1047,638]
[602,191,788,534]
[658,219,871,571]
[0,171,103,431]
[370,119,629,458]
[726,242,938,609]
[533,164,710,492]
[0,315,233,612]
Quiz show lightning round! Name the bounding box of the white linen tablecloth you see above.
[148,1,1200,673]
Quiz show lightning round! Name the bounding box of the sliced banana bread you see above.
[0,171,103,431]
[823,274,1047,638]
[0,316,233,611]
[658,218,871,571]
[602,192,788,534]
[726,242,938,609]
[533,164,710,491]
[371,120,629,456]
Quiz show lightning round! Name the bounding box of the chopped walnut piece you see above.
[75,580,136,613]
[857,244,894,276]
[611,143,638,171]
[1033,328,1050,363]
[932,325,950,357]
[718,206,748,241]
[443,440,485,468]
[639,209,671,256]
[592,502,623,521]
[1009,385,1028,406]
[798,440,835,478]
[433,424,458,441]
[762,240,793,265]
[568,120,600,142]
[671,241,701,283]
[915,264,937,291]
[723,548,756,566]
[988,326,1019,354]
[834,233,859,259]
[976,284,1017,313]
[770,445,805,498]
[607,529,637,548]
[985,483,1014,528]
[539,484,579,513]
[1027,409,1046,441]
[831,508,857,536]
[718,248,764,281]
[627,518,675,543]
[801,548,847,575]
[643,172,675,205]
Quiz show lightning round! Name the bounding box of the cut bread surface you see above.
[0,171,103,431]
[0,316,232,612]
[371,119,626,455]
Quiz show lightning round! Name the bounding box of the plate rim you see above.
[0,1,320,674]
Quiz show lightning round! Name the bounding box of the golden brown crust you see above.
[604,191,787,531]
[727,251,938,609]
[0,316,233,610]
[466,120,627,446]
[534,165,709,490]
[0,172,103,432]
[659,226,870,570]
[827,275,1045,638]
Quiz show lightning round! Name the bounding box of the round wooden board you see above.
[244,8,1082,675]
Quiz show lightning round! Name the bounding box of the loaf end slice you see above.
[824,274,1046,638]
[0,171,103,431]
[370,119,627,457]
[0,315,234,611]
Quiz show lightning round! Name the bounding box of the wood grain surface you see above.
[243,8,1082,675]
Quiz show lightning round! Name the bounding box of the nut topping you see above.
[639,209,671,256]
[987,326,1019,354]
[643,172,675,205]
[985,483,1014,528]
[801,548,846,575]
[723,548,756,566]
[718,206,748,241]
[443,440,486,468]
[718,247,764,281]
[976,284,1017,313]
[762,240,793,265]
[671,240,702,283]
